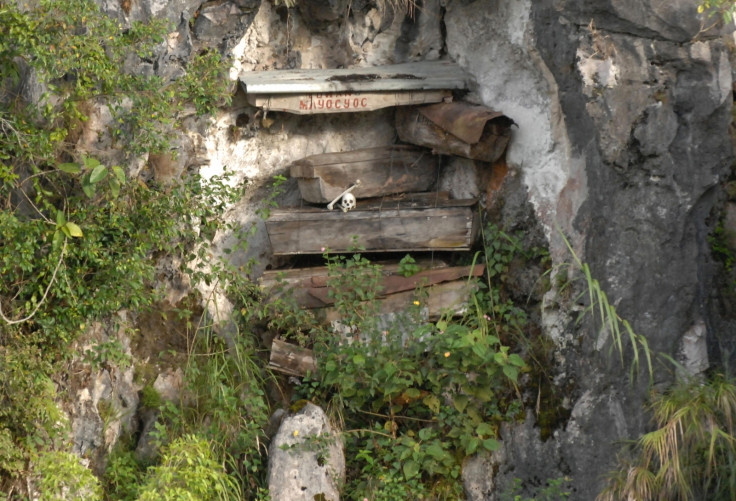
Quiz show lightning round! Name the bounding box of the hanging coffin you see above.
[289,145,438,204]
[265,193,479,255]
[396,102,515,162]
[239,60,470,115]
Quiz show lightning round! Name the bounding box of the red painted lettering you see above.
[353,98,359,107]
[334,99,341,109]
[317,99,324,108]
[343,99,350,108]
[326,100,333,109]
[361,98,368,107]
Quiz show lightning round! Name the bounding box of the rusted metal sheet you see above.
[265,195,479,255]
[290,145,438,204]
[247,90,451,114]
[239,60,470,94]
[396,102,515,162]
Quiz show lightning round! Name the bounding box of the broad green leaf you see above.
[112,165,126,184]
[404,388,421,399]
[109,176,120,198]
[64,222,83,238]
[83,156,100,168]
[418,427,432,441]
[352,354,365,366]
[55,210,65,227]
[423,394,440,414]
[426,442,446,460]
[402,460,419,480]
[58,162,80,174]
[89,164,107,184]
[503,365,519,382]
[453,394,469,413]
[509,353,525,367]
[482,438,501,451]
[476,422,494,437]
[82,179,95,198]
[465,437,479,455]
[52,229,63,249]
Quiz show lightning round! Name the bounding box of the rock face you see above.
[267,403,345,501]
[447,0,733,498]
[46,0,734,498]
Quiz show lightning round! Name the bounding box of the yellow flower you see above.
[413,300,420,306]
[293,430,299,437]
[444,352,451,358]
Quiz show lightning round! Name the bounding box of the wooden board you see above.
[247,90,450,114]
[261,262,482,309]
[290,145,438,203]
[269,339,317,377]
[324,279,479,322]
[239,60,470,94]
[396,103,514,162]
[266,197,479,255]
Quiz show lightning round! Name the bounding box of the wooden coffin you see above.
[261,262,483,309]
[396,102,515,162]
[289,145,438,204]
[269,339,317,377]
[265,195,480,255]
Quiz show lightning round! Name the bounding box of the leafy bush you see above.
[599,373,736,501]
[138,435,242,501]
[288,239,533,499]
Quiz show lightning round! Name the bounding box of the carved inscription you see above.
[299,93,369,111]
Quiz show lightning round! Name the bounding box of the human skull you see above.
[340,193,357,212]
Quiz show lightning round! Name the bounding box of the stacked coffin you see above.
[245,63,514,376]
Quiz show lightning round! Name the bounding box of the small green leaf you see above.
[89,164,107,184]
[58,162,80,174]
[64,222,83,238]
[402,460,419,480]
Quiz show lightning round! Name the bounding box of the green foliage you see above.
[397,254,420,277]
[138,435,243,501]
[698,0,736,23]
[102,448,145,501]
[36,451,102,501]
[500,477,572,501]
[291,238,532,499]
[599,373,736,501]
[150,318,270,499]
[561,234,653,382]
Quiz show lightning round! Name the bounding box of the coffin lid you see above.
[239,60,471,94]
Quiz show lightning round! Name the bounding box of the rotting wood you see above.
[265,197,479,255]
[306,264,485,306]
[290,145,439,203]
[260,258,451,309]
[396,102,514,162]
[247,90,451,115]
[269,339,317,377]
[324,279,479,322]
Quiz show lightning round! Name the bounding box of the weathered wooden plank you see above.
[269,339,317,377]
[247,90,450,114]
[290,145,439,203]
[324,279,479,322]
[260,259,451,308]
[239,60,470,94]
[265,198,479,255]
[396,103,514,162]
[306,264,485,306]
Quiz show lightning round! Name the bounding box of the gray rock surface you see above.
[268,403,344,501]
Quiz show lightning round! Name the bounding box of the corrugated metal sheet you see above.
[239,60,470,94]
